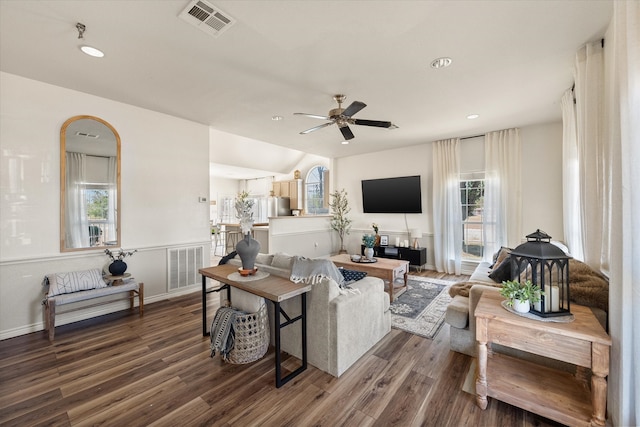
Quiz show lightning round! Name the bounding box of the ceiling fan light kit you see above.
[295,94,397,141]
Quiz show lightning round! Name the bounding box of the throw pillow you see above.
[255,253,274,266]
[271,253,293,269]
[494,247,512,267]
[339,268,367,284]
[488,256,512,283]
[46,269,108,297]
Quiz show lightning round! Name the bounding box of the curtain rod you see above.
[460,134,483,140]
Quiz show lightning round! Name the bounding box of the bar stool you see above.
[225,230,241,254]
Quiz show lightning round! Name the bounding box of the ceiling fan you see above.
[294,94,397,141]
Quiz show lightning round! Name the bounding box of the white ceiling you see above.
[0,0,612,166]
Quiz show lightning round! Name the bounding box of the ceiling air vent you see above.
[178,0,236,37]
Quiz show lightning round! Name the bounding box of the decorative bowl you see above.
[350,255,362,262]
[238,267,258,276]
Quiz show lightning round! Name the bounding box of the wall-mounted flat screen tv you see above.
[361,175,422,213]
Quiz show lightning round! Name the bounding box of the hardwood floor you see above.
[0,268,565,426]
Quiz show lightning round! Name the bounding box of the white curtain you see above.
[483,128,522,259]
[106,156,117,244]
[561,90,585,260]
[65,152,89,248]
[432,138,462,275]
[575,41,607,271]
[604,1,640,424]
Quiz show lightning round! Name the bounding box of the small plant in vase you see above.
[362,234,376,260]
[105,248,137,276]
[499,279,543,313]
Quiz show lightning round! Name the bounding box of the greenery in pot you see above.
[499,279,544,307]
[105,248,137,261]
[329,189,352,253]
[362,234,376,248]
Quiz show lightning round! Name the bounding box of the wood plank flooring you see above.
[0,268,565,426]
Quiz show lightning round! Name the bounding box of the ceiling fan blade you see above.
[339,125,355,140]
[353,119,394,128]
[294,112,331,120]
[341,101,366,117]
[300,121,334,134]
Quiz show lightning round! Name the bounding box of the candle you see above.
[395,237,400,247]
[535,285,560,312]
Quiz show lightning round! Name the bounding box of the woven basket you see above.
[227,303,269,364]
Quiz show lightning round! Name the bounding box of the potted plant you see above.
[362,234,376,260]
[499,279,543,313]
[329,189,352,254]
[105,248,137,276]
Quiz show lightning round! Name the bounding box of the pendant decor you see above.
[236,233,260,275]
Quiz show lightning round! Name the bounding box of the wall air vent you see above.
[178,0,236,37]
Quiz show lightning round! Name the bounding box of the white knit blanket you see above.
[290,256,345,287]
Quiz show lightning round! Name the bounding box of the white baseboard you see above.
[0,286,202,341]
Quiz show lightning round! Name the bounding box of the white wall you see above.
[333,122,565,268]
[0,72,210,339]
[519,122,564,241]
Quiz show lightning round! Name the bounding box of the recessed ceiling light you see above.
[80,45,104,58]
[271,115,283,121]
[341,140,350,145]
[430,57,452,69]
[467,114,479,119]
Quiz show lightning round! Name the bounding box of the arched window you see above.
[305,166,329,214]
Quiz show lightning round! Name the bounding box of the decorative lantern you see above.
[510,229,571,317]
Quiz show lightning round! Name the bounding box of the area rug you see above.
[389,275,454,339]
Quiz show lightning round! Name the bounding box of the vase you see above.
[108,260,127,276]
[513,299,530,313]
[374,234,381,247]
[364,247,374,260]
[236,233,260,272]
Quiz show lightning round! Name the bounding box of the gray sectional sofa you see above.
[225,253,391,377]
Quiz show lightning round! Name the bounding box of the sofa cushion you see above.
[255,253,274,266]
[469,262,494,284]
[339,268,367,284]
[45,269,108,297]
[445,295,469,329]
[271,252,294,269]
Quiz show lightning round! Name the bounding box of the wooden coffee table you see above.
[329,254,409,301]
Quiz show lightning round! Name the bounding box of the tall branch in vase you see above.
[235,190,255,235]
[329,189,352,254]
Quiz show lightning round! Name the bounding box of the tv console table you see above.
[361,245,426,270]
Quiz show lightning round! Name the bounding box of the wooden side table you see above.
[474,292,611,427]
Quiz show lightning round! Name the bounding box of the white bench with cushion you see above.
[42,268,144,341]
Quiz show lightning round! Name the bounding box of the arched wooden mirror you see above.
[60,115,121,251]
